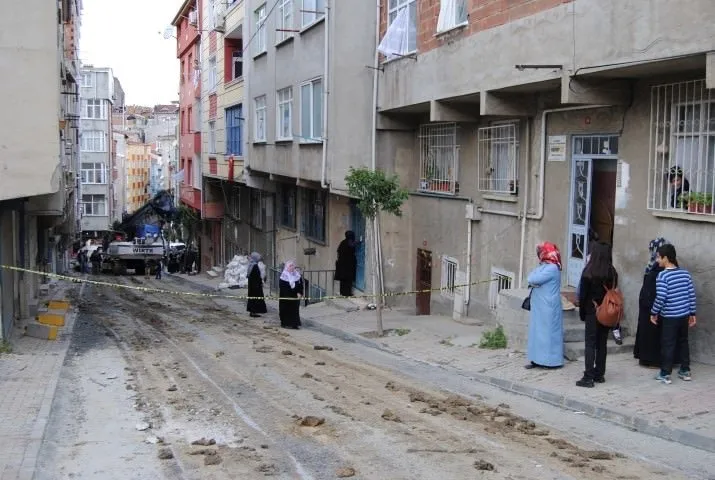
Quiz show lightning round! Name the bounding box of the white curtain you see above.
[437,0,457,33]
[377,7,409,58]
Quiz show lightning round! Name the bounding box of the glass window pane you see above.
[301,84,311,139]
[313,80,322,139]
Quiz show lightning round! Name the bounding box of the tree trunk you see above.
[372,214,384,336]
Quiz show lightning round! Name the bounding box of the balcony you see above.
[180,182,201,211]
[203,156,244,182]
[203,202,225,219]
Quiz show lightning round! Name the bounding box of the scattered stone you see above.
[192,437,216,446]
[189,448,215,455]
[385,382,398,391]
[336,467,356,477]
[498,403,511,409]
[260,444,269,449]
[298,355,305,359]
[592,465,606,473]
[586,451,613,460]
[135,421,151,431]
[204,453,222,466]
[157,447,173,460]
[381,409,402,422]
[256,346,273,353]
[315,361,326,366]
[145,436,163,444]
[445,395,469,407]
[301,372,314,379]
[178,372,188,379]
[299,416,325,427]
[313,394,325,401]
[126,385,134,390]
[215,351,225,358]
[408,392,426,403]
[281,350,293,356]
[106,374,118,380]
[474,460,495,471]
[257,463,277,474]
[167,385,177,392]
[313,345,333,351]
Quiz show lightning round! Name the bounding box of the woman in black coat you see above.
[335,231,357,297]
[634,237,672,368]
[246,252,267,318]
[278,260,303,329]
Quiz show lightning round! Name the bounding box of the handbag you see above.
[521,289,532,311]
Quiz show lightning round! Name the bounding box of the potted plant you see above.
[698,193,713,214]
[682,192,713,214]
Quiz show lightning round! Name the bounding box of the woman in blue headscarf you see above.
[634,237,669,368]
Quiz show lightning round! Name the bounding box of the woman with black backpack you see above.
[576,242,619,388]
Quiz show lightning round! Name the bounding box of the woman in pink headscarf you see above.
[525,242,564,369]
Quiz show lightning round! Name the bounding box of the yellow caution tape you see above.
[0,264,499,303]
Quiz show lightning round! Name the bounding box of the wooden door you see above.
[416,248,432,315]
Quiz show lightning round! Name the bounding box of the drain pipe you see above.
[370,0,383,300]
[464,214,472,307]
[517,119,530,287]
[320,0,331,188]
[528,104,609,220]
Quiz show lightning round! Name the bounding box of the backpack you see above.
[594,281,624,327]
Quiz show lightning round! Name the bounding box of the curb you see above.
[302,314,715,455]
[165,274,715,454]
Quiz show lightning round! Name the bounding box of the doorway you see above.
[566,135,619,287]
[416,248,432,315]
[349,201,366,291]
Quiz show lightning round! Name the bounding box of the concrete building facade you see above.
[244,0,377,295]
[79,66,118,236]
[125,143,152,214]
[173,0,204,215]
[375,0,715,363]
[0,0,82,340]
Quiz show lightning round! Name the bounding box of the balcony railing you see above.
[179,183,201,210]
[267,266,336,306]
[203,156,244,182]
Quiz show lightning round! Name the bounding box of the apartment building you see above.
[375,0,715,363]
[0,0,82,340]
[244,0,377,295]
[79,66,120,237]
[198,0,247,270]
[125,143,152,213]
[173,0,203,218]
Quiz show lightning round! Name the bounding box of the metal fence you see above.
[267,265,336,306]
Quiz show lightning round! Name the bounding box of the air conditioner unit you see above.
[188,10,198,26]
[214,12,225,32]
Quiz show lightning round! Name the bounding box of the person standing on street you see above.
[246,252,268,318]
[278,260,304,329]
[576,242,618,388]
[525,242,564,370]
[650,244,697,385]
[335,231,357,297]
[634,237,669,368]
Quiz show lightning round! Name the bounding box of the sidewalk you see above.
[0,283,78,480]
[166,272,715,454]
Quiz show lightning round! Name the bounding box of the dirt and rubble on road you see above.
[58,275,682,480]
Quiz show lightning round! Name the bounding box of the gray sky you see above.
[80,0,183,106]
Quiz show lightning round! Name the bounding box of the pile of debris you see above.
[217,255,266,290]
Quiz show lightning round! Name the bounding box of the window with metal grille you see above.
[225,105,243,155]
[301,188,326,242]
[477,122,519,194]
[648,79,715,216]
[489,268,513,310]
[279,184,297,229]
[250,189,263,229]
[419,123,459,195]
[441,256,458,298]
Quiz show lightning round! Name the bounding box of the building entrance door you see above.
[349,202,366,291]
[416,248,432,315]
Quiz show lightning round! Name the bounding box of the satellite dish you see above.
[162,26,174,39]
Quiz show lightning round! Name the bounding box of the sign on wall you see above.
[547,135,567,162]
